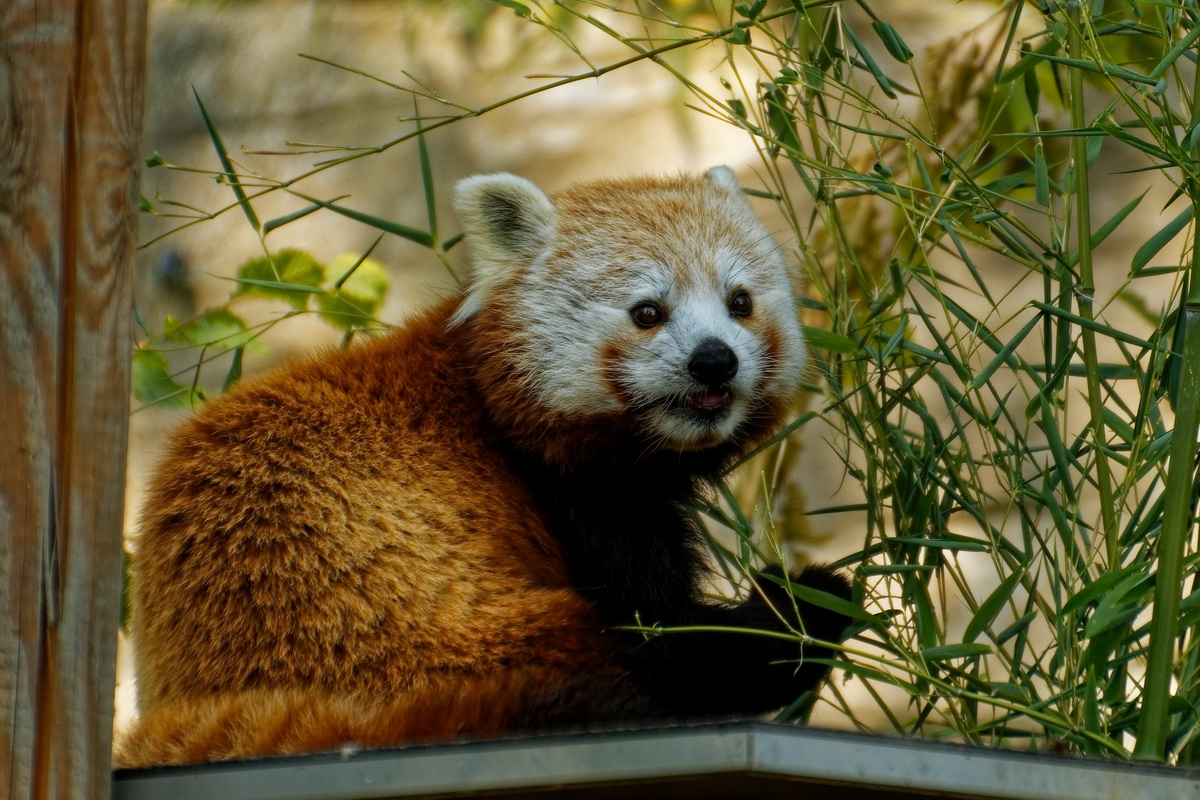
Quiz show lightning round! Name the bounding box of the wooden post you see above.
[1,0,147,797]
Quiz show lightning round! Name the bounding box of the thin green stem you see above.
[1065,9,1119,574]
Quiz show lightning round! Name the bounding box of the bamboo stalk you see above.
[1066,0,1119,575]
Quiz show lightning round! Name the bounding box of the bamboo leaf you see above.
[222,346,244,392]
[803,326,858,354]
[995,611,1037,645]
[968,314,1039,391]
[488,0,531,18]
[842,23,896,99]
[1147,21,1200,80]
[192,86,260,233]
[889,536,989,552]
[1062,563,1142,616]
[963,567,1026,644]
[813,658,921,694]
[415,108,439,243]
[775,577,880,628]
[1131,206,1194,276]
[1088,191,1145,252]
[289,191,434,247]
[1030,301,1156,350]
[871,20,912,63]
[263,196,349,237]
[921,643,993,661]
[1023,52,1157,86]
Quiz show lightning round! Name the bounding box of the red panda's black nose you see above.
[688,338,739,387]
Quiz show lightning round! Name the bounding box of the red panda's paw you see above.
[750,563,855,646]
[713,564,855,713]
[632,566,856,720]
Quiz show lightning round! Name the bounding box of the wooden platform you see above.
[113,722,1200,800]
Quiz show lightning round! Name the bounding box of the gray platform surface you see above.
[112,722,1200,800]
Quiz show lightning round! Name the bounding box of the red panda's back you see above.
[129,300,600,714]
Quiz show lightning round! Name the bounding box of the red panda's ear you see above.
[452,173,557,325]
[705,165,743,195]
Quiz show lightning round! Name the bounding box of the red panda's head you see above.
[452,168,806,467]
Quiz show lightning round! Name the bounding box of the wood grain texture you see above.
[1,0,146,797]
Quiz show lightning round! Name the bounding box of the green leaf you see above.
[288,192,434,247]
[967,313,1039,391]
[728,25,751,46]
[1022,52,1156,86]
[921,643,992,662]
[767,574,879,628]
[488,0,531,18]
[223,346,245,392]
[1147,21,1200,80]
[761,82,802,156]
[1088,191,1144,253]
[808,658,920,694]
[963,567,1026,644]
[988,682,1030,703]
[263,197,348,237]
[234,249,326,310]
[1082,571,1152,640]
[871,20,912,63]
[415,111,439,243]
[1095,119,1173,163]
[1030,301,1156,350]
[1021,47,1040,115]
[860,564,936,575]
[735,0,766,20]
[802,326,858,354]
[162,308,260,353]
[192,86,260,233]
[995,611,1037,645]
[1082,604,1143,642]
[317,254,391,330]
[890,536,989,552]
[842,23,896,99]
[1131,206,1194,276]
[130,349,203,408]
[1061,563,1142,616]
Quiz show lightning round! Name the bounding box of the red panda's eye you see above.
[631,303,664,328]
[729,290,752,318]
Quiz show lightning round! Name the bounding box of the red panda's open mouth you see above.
[677,389,733,416]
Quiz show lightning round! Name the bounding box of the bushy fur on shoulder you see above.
[115,168,852,768]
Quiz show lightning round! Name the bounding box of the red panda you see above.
[114,167,852,768]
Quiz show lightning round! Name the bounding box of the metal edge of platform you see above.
[112,722,1200,800]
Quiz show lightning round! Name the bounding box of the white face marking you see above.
[513,241,806,451]
[619,247,805,449]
